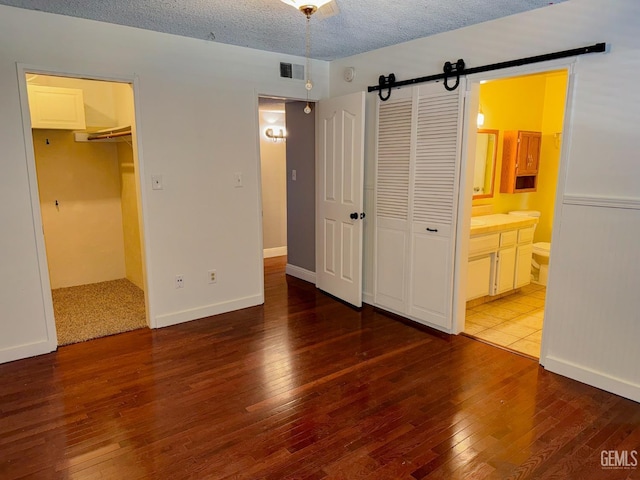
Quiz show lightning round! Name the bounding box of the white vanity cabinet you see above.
[466,233,499,300]
[495,230,517,295]
[514,226,535,289]
[495,247,517,294]
[466,216,537,301]
[467,256,493,299]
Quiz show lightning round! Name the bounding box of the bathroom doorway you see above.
[461,69,569,358]
[24,72,149,346]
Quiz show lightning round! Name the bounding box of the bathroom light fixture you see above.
[265,127,287,142]
[280,0,330,114]
[477,106,485,127]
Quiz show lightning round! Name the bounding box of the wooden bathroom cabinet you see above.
[500,130,541,193]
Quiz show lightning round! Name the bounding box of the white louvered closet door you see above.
[408,82,465,330]
[374,88,414,313]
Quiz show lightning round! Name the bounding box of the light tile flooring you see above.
[464,284,546,358]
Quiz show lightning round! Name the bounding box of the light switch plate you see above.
[152,175,163,190]
[234,172,243,188]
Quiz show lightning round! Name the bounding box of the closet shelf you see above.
[74,126,132,143]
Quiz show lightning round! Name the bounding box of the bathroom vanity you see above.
[467,214,538,301]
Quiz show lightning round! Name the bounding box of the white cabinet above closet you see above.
[374,81,465,333]
[27,85,86,130]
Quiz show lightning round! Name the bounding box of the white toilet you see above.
[508,210,551,286]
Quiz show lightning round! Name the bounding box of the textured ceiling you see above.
[0,0,564,60]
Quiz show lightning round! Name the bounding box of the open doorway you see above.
[258,97,316,286]
[258,98,288,262]
[462,69,568,358]
[25,73,148,346]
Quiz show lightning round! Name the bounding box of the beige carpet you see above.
[52,278,147,346]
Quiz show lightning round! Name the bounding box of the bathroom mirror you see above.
[473,129,498,199]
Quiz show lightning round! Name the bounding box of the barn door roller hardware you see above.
[370,42,606,101]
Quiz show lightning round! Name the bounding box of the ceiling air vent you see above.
[280,62,304,81]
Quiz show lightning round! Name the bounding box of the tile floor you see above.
[464,283,546,358]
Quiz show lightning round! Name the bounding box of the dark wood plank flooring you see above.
[1,257,638,479]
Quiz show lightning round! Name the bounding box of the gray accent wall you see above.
[285,102,315,272]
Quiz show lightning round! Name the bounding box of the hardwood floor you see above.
[1,256,638,479]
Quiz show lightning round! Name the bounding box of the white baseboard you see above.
[264,246,287,258]
[285,264,316,284]
[0,339,56,365]
[543,355,640,403]
[155,294,263,328]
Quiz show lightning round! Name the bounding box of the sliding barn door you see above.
[408,83,465,329]
[374,88,414,313]
[374,82,465,331]
[316,92,366,307]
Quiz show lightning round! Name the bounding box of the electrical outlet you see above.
[208,270,217,284]
[175,274,184,289]
[292,169,297,181]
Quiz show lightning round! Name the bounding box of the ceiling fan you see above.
[279,0,340,20]
[279,0,340,113]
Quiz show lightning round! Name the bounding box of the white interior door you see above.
[316,91,366,307]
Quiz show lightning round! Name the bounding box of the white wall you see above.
[330,0,640,402]
[0,5,328,362]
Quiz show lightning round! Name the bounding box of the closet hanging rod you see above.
[368,42,606,100]
[87,125,132,141]
[88,131,131,140]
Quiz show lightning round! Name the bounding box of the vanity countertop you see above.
[470,214,538,236]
